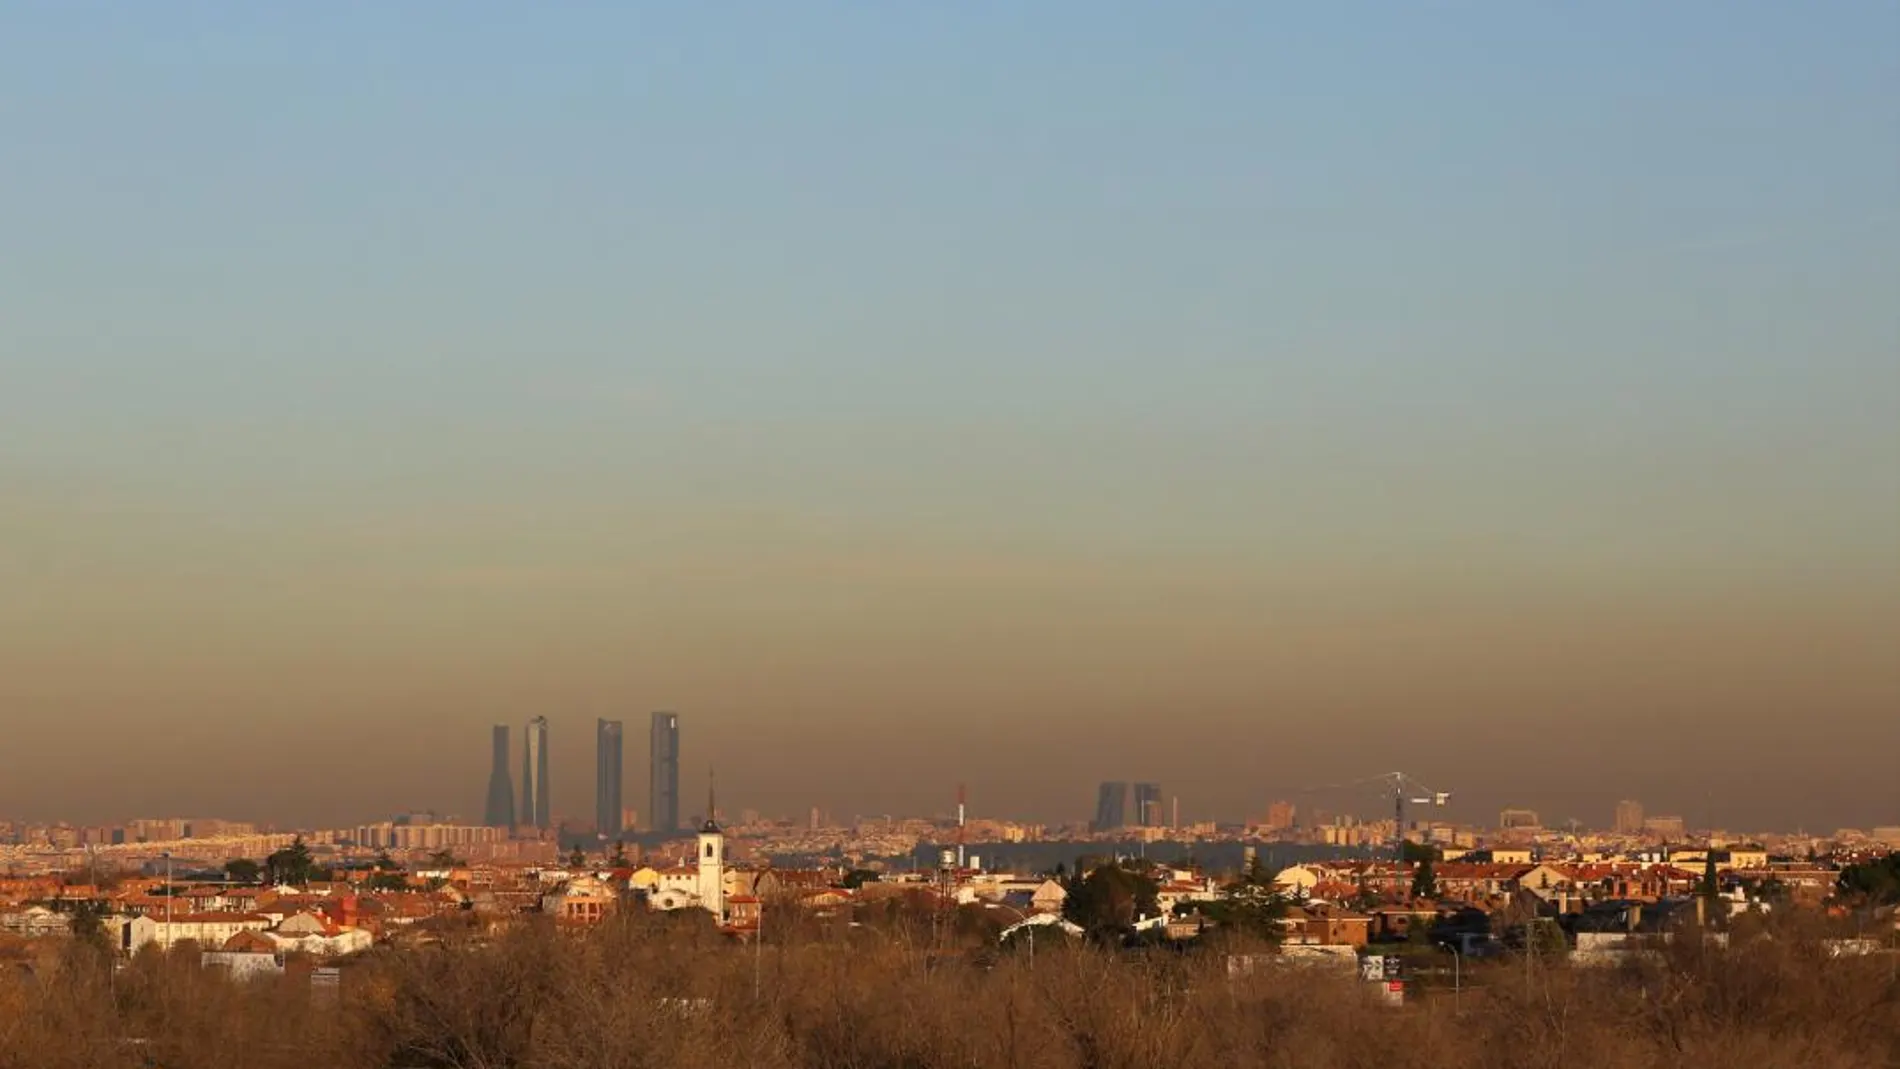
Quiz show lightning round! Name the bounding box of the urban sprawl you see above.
[4,715,1898,998]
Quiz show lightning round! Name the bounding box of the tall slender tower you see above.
[596,718,624,839]
[696,774,724,921]
[649,712,680,833]
[521,716,551,831]
[1133,782,1163,828]
[483,725,516,829]
[1092,781,1129,833]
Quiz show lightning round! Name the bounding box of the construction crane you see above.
[1380,772,1451,862]
[1294,771,1451,862]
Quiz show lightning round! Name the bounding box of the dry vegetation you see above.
[1,910,1895,1069]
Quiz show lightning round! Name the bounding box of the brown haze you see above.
[3,471,1896,833]
[5,3,1897,840]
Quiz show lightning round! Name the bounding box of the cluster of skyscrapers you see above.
[483,712,681,838]
[1091,780,1165,832]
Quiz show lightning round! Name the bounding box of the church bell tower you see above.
[696,773,725,921]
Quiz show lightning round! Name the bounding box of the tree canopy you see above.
[1062,862,1160,942]
[1205,862,1290,942]
[265,837,316,887]
[1837,853,1900,905]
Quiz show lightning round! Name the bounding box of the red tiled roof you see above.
[221,930,278,953]
[148,912,273,924]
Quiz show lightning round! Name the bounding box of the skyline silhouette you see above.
[2,5,1894,832]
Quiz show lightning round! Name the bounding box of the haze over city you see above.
[3,4,1896,833]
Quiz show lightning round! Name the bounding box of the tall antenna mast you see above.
[956,783,967,869]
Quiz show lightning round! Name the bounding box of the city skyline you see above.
[5,705,1897,834]
[0,704,1893,834]
[2,5,1894,832]
[1,786,1887,844]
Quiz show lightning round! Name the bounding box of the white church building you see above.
[642,799,727,922]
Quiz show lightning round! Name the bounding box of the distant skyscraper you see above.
[1614,799,1645,834]
[1133,782,1163,828]
[596,718,624,839]
[1092,781,1129,832]
[1499,807,1541,830]
[1643,814,1686,840]
[521,716,550,831]
[483,725,515,829]
[1264,800,1297,831]
[650,712,680,833]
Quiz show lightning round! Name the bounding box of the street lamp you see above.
[1446,941,1462,1015]
[161,852,173,954]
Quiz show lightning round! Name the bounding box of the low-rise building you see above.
[267,911,374,956]
[0,905,71,937]
[117,913,275,955]
[542,875,618,926]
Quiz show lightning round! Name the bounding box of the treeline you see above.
[1,910,1895,1069]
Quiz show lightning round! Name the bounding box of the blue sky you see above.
[2,3,1895,829]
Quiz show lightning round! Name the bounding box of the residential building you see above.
[201,933,285,981]
[1643,815,1687,840]
[1030,879,1068,914]
[597,718,624,839]
[1614,799,1645,835]
[117,913,274,956]
[484,725,516,829]
[267,911,374,956]
[0,905,70,937]
[1499,808,1542,830]
[1286,904,1372,947]
[542,875,618,926]
[350,822,506,851]
[1264,800,1297,831]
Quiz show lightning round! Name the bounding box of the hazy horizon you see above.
[3,4,1896,833]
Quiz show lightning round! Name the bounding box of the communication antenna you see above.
[956,783,967,869]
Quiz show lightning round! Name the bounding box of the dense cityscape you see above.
[7,2,1897,1064]
[5,714,1897,968]
[5,712,1900,1063]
